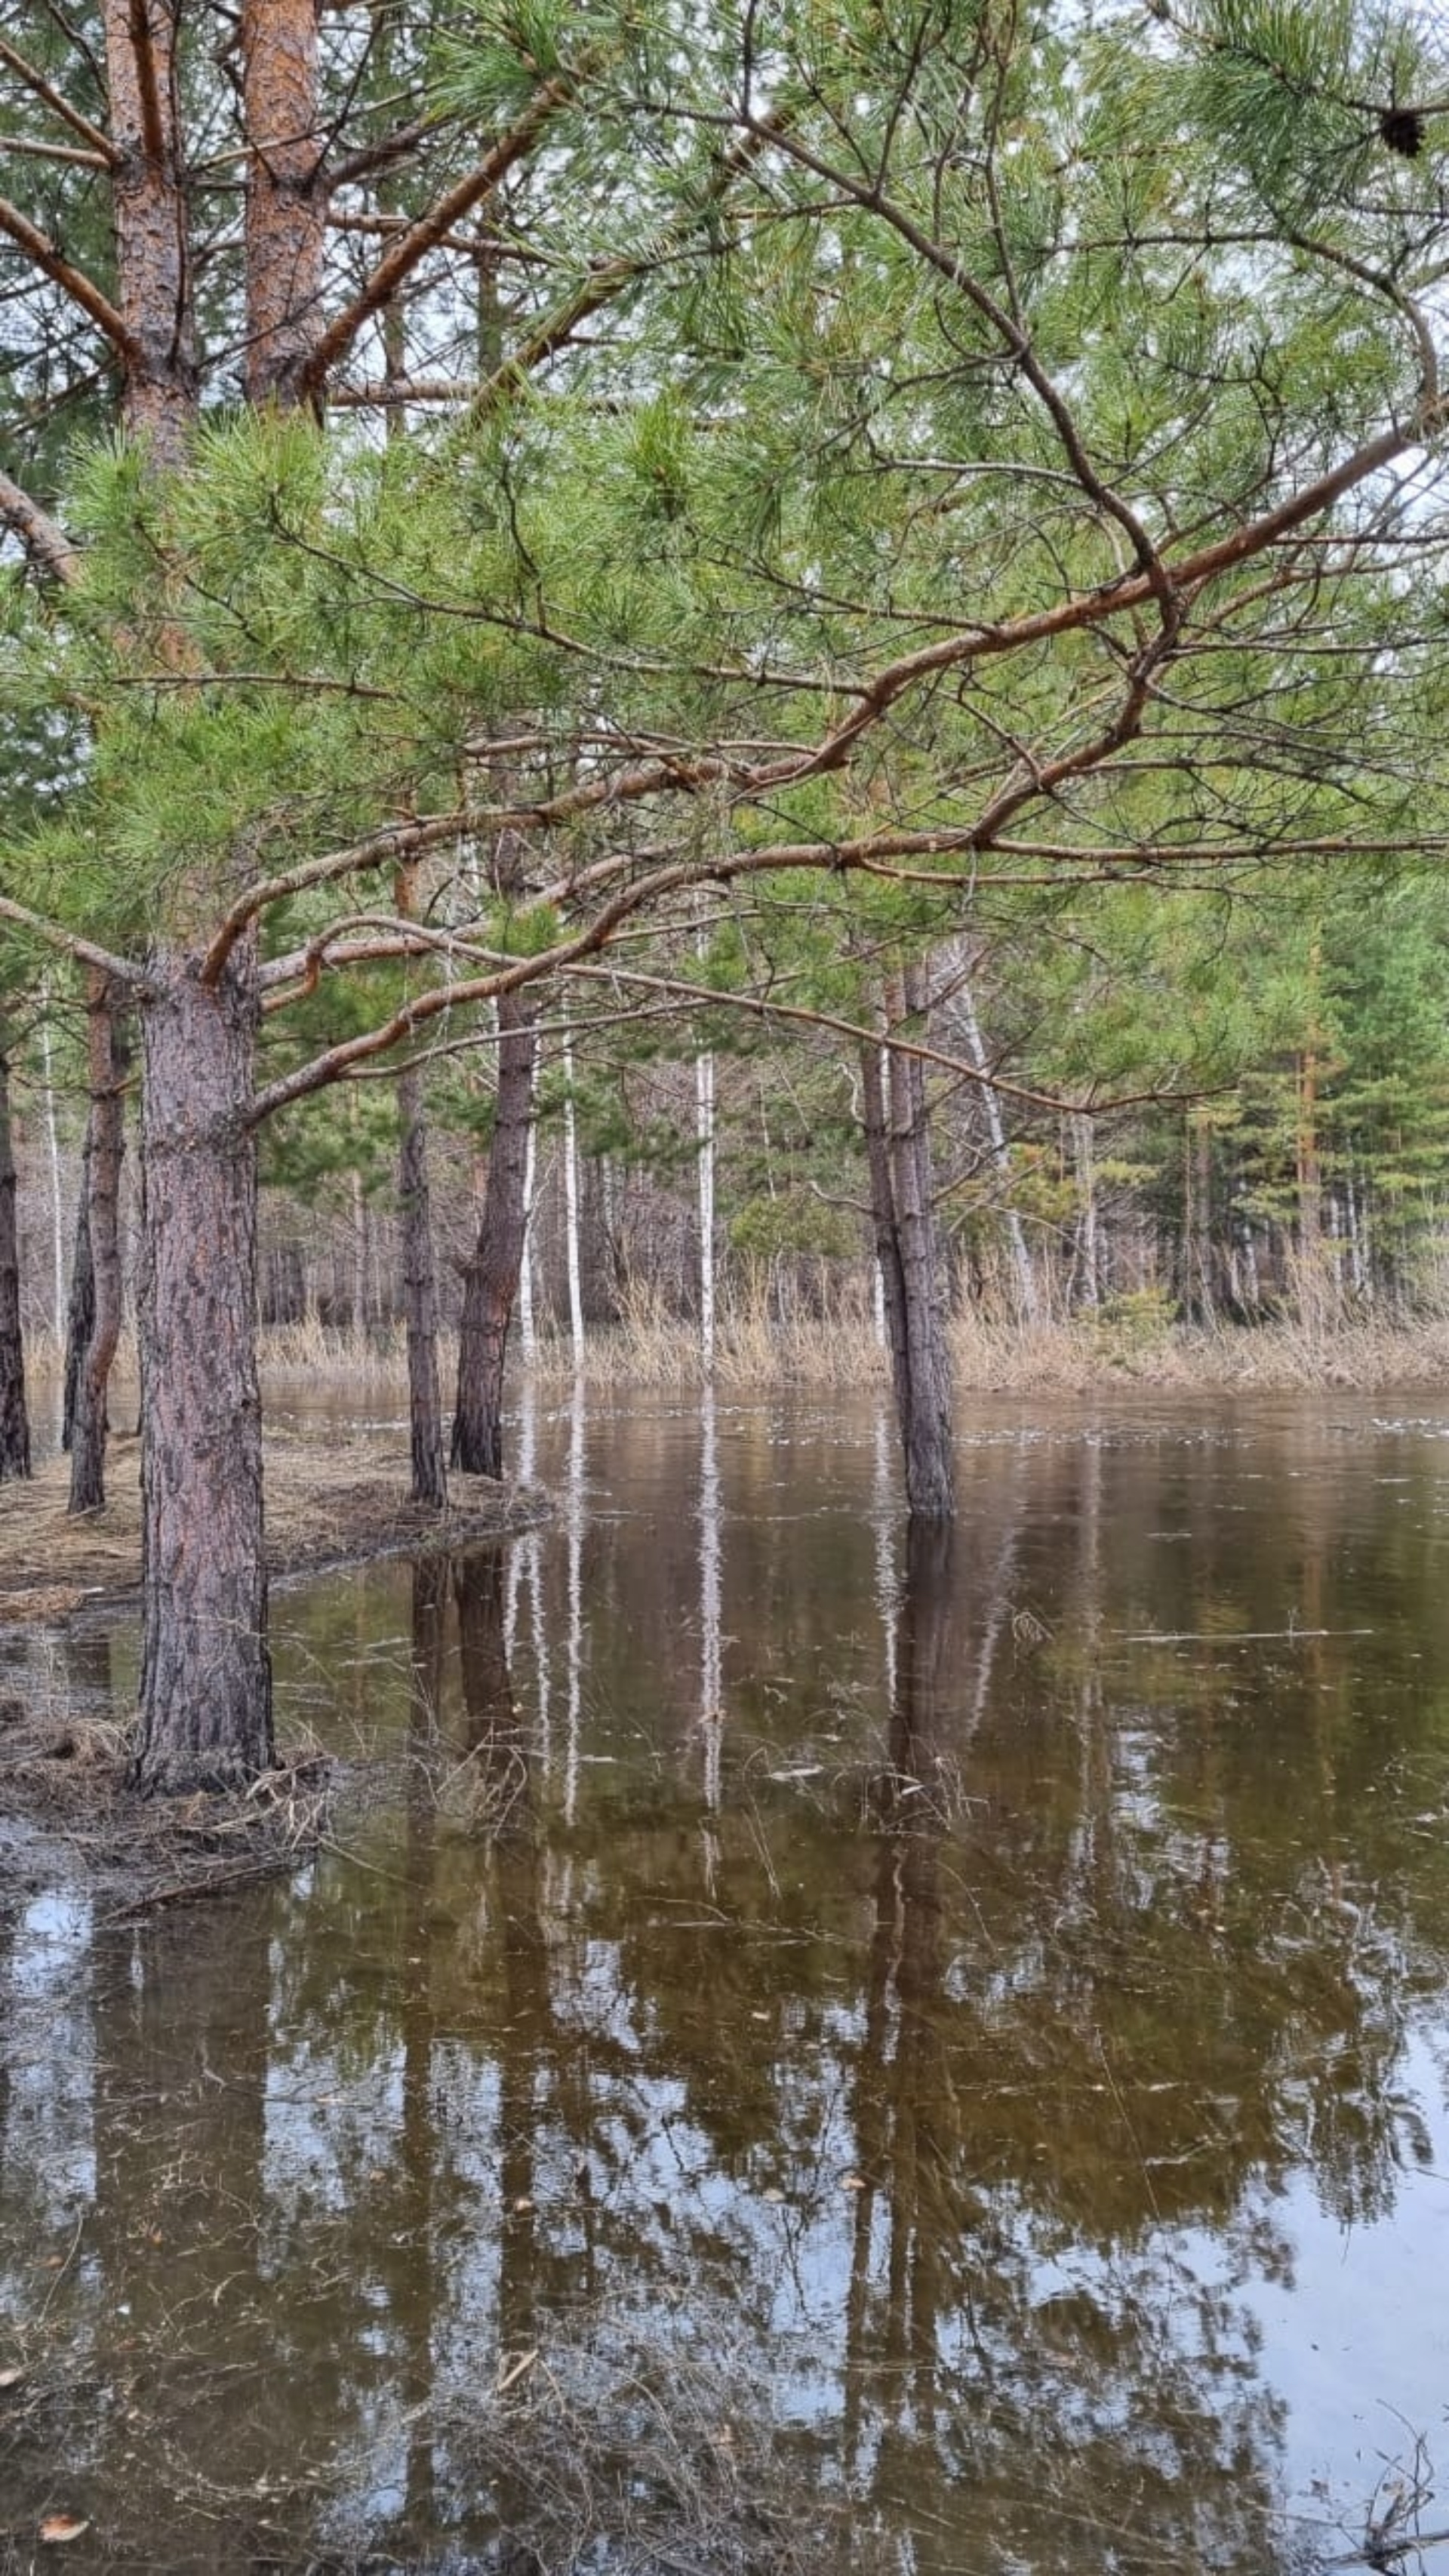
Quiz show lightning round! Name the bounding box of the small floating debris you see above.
[1121,1627,1373,1644]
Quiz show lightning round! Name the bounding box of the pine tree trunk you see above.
[100,0,197,460]
[862,1035,912,1433]
[398,1059,446,1507]
[69,974,127,1514]
[61,1122,94,1454]
[451,990,538,1478]
[242,0,326,408]
[131,945,272,1794]
[0,1029,32,1482]
[38,998,66,1342]
[394,863,445,1507]
[861,967,955,1522]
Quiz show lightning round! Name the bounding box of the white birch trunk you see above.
[518,1105,537,1359]
[561,1029,584,1371]
[954,971,1040,1325]
[699,1383,722,1810]
[697,1044,716,1374]
[563,1375,586,1825]
[1072,1116,1100,1311]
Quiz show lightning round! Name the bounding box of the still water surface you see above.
[5,1388,1449,2571]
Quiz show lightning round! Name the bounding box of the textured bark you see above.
[242,0,325,408]
[395,861,445,1507]
[398,1058,446,1507]
[131,946,272,1793]
[0,1032,32,1482]
[100,0,197,459]
[60,1122,94,1454]
[861,1034,912,1442]
[862,967,955,1521]
[451,989,537,1479]
[69,974,127,1514]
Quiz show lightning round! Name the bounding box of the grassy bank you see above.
[522,1319,1449,1401]
[23,1304,1449,1408]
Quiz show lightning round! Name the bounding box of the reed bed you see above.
[512,1300,1449,1395]
[22,1301,1449,1407]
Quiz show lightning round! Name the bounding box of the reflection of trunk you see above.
[401,1557,446,2529]
[0,1025,31,1481]
[454,1551,549,2414]
[452,992,538,1477]
[860,967,955,1519]
[90,1900,274,2517]
[69,974,127,1515]
[132,946,272,1793]
[456,1546,521,1770]
[848,1520,956,2460]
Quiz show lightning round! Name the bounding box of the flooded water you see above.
[5,1387,1449,2571]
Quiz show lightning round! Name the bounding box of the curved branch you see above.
[463,113,782,427]
[0,469,79,584]
[746,110,1175,612]
[0,30,118,161]
[199,807,470,987]
[300,70,577,400]
[0,895,149,989]
[0,191,137,355]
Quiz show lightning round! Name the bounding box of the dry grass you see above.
[947,1309,1449,1393]
[421,2327,896,2576]
[0,1429,545,1623]
[22,1297,1449,1423]
[521,1297,1449,1396]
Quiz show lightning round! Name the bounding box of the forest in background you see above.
[9,859,1449,1369]
[4,0,1449,1780]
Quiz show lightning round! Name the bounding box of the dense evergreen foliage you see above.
[3,0,1449,1753]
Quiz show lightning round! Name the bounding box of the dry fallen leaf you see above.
[840,2173,866,2193]
[38,2513,91,2544]
[0,2367,23,2390]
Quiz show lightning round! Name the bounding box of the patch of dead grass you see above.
[0,1430,547,1626]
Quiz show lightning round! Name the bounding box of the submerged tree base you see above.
[0,1688,334,1911]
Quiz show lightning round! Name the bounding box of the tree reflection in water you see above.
[2,1400,1447,2570]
